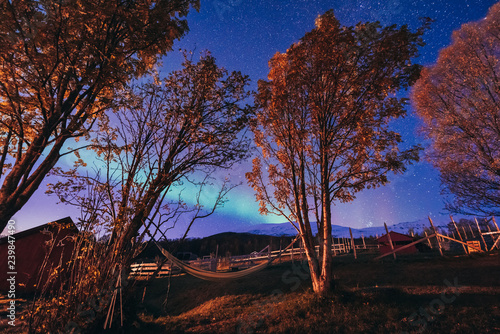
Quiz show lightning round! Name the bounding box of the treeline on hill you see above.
[136,233,300,260]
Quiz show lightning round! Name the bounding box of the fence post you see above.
[492,217,500,232]
[362,233,366,249]
[450,215,468,254]
[332,236,337,256]
[461,226,468,240]
[424,231,432,248]
[279,239,282,264]
[349,228,357,259]
[475,218,488,251]
[468,224,475,238]
[492,217,500,251]
[384,223,396,260]
[428,216,443,256]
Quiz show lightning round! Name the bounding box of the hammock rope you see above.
[153,234,301,281]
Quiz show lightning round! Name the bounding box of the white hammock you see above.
[154,234,300,281]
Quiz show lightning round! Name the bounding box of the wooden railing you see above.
[129,241,378,278]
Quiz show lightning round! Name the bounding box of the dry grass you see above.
[3,250,498,333]
[130,251,500,333]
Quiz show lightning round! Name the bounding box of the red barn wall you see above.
[377,231,418,255]
[0,218,77,293]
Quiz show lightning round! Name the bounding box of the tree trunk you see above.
[300,233,321,292]
[300,226,332,296]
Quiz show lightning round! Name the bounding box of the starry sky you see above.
[11,0,499,238]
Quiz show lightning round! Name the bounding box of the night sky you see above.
[12,0,499,238]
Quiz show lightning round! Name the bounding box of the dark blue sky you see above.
[12,0,499,238]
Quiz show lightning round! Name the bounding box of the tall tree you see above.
[412,3,500,216]
[247,11,426,296]
[39,53,251,331]
[0,0,199,232]
[50,51,251,258]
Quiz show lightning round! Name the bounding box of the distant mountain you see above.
[230,217,451,238]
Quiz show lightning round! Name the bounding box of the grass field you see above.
[2,250,498,333]
[128,250,500,333]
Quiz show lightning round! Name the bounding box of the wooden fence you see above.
[130,238,379,278]
[130,215,500,277]
[374,215,500,260]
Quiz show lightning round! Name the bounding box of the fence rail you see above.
[130,240,379,278]
[131,215,500,277]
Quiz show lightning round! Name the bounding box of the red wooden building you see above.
[377,231,418,255]
[0,217,78,293]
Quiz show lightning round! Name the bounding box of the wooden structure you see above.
[374,215,494,260]
[377,231,418,256]
[0,217,78,292]
[130,237,379,278]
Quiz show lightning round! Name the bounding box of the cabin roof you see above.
[0,216,77,245]
[376,231,413,243]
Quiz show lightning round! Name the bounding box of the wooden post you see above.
[475,218,488,251]
[279,239,282,263]
[349,228,357,259]
[291,242,294,264]
[428,216,443,256]
[141,286,147,303]
[215,244,219,271]
[461,226,468,240]
[492,217,500,251]
[486,225,496,245]
[436,233,483,253]
[490,235,500,251]
[492,217,500,232]
[362,233,366,249]
[450,215,468,254]
[468,224,475,238]
[384,223,396,260]
[424,231,432,248]
[332,236,337,256]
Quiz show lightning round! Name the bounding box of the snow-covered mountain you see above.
[230,217,451,238]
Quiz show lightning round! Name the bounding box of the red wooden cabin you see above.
[0,217,78,293]
[377,231,418,255]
